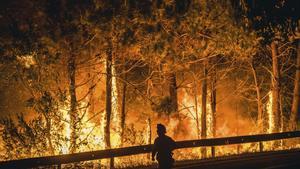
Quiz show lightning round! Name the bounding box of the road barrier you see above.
[0,131,299,169]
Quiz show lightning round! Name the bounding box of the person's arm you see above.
[170,137,177,151]
[152,139,158,161]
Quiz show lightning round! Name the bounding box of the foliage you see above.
[152,96,175,115]
[122,124,146,146]
[0,114,48,160]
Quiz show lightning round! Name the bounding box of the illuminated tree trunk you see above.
[210,67,216,157]
[120,60,127,146]
[291,40,300,130]
[201,63,207,158]
[147,117,152,160]
[193,77,200,139]
[211,68,216,137]
[105,38,115,169]
[271,41,281,133]
[250,61,263,133]
[111,60,121,149]
[147,118,152,145]
[68,54,78,153]
[120,1,128,146]
[105,39,112,150]
[169,72,178,113]
[169,71,182,137]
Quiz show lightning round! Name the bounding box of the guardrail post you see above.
[211,146,215,157]
[259,141,263,152]
[110,157,114,169]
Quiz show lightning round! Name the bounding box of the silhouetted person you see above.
[152,124,176,169]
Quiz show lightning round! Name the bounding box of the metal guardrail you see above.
[0,131,300,169]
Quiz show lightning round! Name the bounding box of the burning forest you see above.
[0,0,299,168]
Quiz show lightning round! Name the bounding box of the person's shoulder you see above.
[165,135,175,142]
[165,135,172,139]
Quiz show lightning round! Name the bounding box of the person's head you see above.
[157,123,166,136]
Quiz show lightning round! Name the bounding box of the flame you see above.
[264,91,275,150]
[145,118,151,144]
[180,88,213,139]
[56,58,120,155]
[57,100,105,154]
[181,88,200,138]
[60,105,71,154]
[267,91,274,133]
[29,86,296,163]
[206,91,213,138]
[0,68,296,165]
[0,125,5,159]
[111,62,122,148]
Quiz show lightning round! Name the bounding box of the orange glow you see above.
[111,62,122,148]
[58,100,104,154]
[267,91,274,134]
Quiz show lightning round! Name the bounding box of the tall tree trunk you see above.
[147,118,152,145]
[193,76,200,139]
[291,40,300,131]
[120,1,129,147]
[169,72,178,113]
[169,71,182,137]
[271,41,281,133]
[147,117,152,160]
[68,54,77,153]
[280,94,284,132]
[105,38,115,169]
[210,66,216,157]
[201,63,207,158]
[105,39,112,150]
[210,67,216,137]
[250,61,263,133]
[120,60,127,146]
